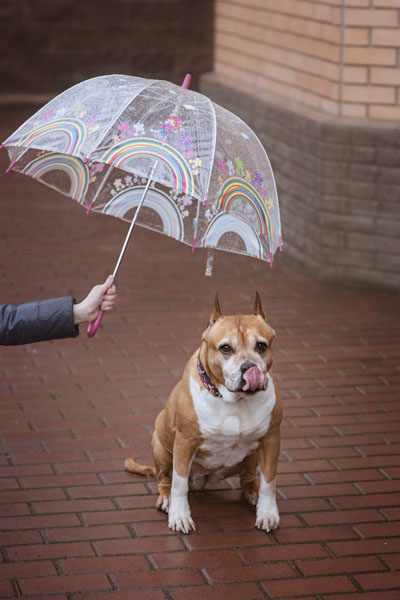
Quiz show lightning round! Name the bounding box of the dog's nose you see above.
[241,360,256,374]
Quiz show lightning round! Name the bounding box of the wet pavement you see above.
[1,106,400,599]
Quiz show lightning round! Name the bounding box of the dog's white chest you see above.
[190,374,276,470]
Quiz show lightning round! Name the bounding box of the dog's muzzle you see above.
[241,361,265,392]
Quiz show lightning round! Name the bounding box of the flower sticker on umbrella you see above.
[160,115,182,136]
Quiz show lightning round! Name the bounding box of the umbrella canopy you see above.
[2,74,282,268]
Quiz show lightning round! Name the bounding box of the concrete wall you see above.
[200,72,400,290]
[0,0,214,97]
[214,0,400,119]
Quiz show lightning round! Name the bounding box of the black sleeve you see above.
[0,297,79,346]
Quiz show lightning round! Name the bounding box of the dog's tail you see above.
[124,458,156,478]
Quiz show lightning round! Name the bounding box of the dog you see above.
[125,293,282,533]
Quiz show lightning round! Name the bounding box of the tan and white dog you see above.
[125,293,282,533]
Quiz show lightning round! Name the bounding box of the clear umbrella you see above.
[2,73,282,334]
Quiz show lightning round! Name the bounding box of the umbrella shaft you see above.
[112,173,154,279]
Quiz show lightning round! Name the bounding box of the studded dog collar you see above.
[197,353,222,398]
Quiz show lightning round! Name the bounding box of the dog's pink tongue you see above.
[242,367,265,392]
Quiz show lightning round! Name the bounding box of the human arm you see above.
[0,297,78,346]
[0,276,116,346]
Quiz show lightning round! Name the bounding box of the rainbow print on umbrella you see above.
[100,137,195,196]
[17,119,87,155]
[102,186,184,241]
[202,212,263,259]
[22,153,89,203]
[216,176,273,239]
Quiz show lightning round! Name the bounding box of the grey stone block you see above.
[377,127,400,149]
[318,212,374,234]
[322,161,349,179]
[378,167,400,185]
[376,218,400,236]
[350,126,382,147]
[348,181,375,199]
[321,247,375,269]
[350,164,379,182]
[350,146,376,164]
[319,195,347,213]
[343,267,400,291]
[322,121,350,143]
[320,143,351,162]
[293,152,321,175]
[376,252,400,271]
[347,233,397,254]
[377,185,400,206]
[376,148,400,167]
[347,196,380,215]
[322,178,350,195]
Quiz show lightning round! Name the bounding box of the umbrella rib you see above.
[204,95,218,204]
[191,96,217,252]
[256,133,281,262]
[85,164,114,214]
[5,146,29,172]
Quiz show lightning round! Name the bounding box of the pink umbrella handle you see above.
[87,309,104,337]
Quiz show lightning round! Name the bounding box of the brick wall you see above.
[0,0,214,98]
[200,72,400,290]
[214,0,400,119]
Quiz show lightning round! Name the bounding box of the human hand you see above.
[73,275,117,325]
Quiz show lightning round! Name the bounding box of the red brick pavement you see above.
[1,106,400,599]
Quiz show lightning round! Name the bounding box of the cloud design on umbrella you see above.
[102,186,184,241]
[202,212,263,259]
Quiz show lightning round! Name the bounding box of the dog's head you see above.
[201,293,275,394]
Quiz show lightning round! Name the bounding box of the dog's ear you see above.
[253,291,266,320]
[209,292,223,326]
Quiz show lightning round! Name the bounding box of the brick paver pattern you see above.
[1,108,400,599]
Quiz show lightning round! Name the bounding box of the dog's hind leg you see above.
[156,474,172,513]
[152,430,172,513]
[240,451,259,506]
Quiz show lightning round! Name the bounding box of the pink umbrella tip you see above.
[83,151,93,165]
[182,74,192,89]
[5,160,16,173]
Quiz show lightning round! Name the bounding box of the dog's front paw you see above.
[168,498,196,533]
[169,512,196,534]
[255,509,280,532]
[255,493,280,532]
[256,475,280,532]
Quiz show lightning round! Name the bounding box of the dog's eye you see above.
[219,344,233,354]
[256,341,268,353]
